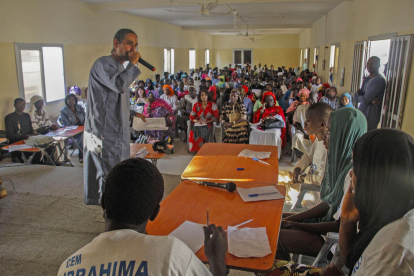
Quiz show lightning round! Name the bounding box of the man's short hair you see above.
[114,28,137,43]
[102,158,164,225]
[307,102,333,122]
[14,98,25,105]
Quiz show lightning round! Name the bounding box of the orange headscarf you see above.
[163,85,175,97]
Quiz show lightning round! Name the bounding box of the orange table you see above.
[46,126,84,164]
[182,143,279,184]
[147,180,286,272]
[130,143,174,165]
[2,140,56,164]
[0,138,6,144]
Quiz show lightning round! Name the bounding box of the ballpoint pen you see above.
[252,157,270,165]
[248,192,278,197]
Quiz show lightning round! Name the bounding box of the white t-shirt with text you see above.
[57,229,212,276]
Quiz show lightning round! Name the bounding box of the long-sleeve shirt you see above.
[160,94,178,113]
[60,105,85,126]
[28,108,52,130]
[84,56,140,205]
[354,74,386,130]
[320,96,340,110]
[5,112,34,144]
[243,97,253,116]
[296,139,327,186]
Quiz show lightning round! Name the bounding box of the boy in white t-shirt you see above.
[57,158,228,276]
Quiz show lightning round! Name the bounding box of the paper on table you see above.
[237,186,284,202]
[194,123,207,127]
[134,147,149,158]
[132,117,168,131]
[8,144,33,152]
[64,126,78,131]
[238,149,271,160]
[169,221,205,253]
[228,226,272,258]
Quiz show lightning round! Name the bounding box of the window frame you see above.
[205,49,210,66]
[164,48,175,74]
[189,48,196,70]
[15,43,67,105]
[329,42,340,85]
[233,49,253,67]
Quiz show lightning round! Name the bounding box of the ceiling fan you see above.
[245,36,264,43]
[166,0,230,16]
[237,23,262,37]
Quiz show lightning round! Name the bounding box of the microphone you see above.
[201,181,237,192]
[138,58,156,72]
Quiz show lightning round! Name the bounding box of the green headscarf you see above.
[218,76,225,88]
[307,107,367,223]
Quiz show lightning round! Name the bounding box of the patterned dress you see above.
[220,102,249,144]
[188,101,219,151]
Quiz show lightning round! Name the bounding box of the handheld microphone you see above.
[138,58,156,72]
[201,181,237,192]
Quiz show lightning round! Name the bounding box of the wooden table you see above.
[130,143,174,165]
[147,180,286,272]
[182,143,279,184]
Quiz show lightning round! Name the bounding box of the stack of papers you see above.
[237,186,284,202]
[64,126,78,131]
[228,226,272,258]
[169,221,205,253]
[238,149,271,160]
[132,117,168,131]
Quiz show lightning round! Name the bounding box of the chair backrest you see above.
[57,116,64,128]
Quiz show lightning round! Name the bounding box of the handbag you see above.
[259,117,285,130]
[228,103,248,128]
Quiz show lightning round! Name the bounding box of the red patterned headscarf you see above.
[163,85,175,97]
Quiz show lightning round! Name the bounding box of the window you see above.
[300,49,303,67]
[15,43,66,104]
[205,49,210,66]
[189,49,196,70]
[164,48,174,74]
[314,47,319,72]
[329,43,340,85]
[233,49,252,66]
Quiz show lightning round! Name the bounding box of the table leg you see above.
[71,133,84,154]
[57,142,74,167]
[40,148,56,166]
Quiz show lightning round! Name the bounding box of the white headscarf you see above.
[30,95,45,106]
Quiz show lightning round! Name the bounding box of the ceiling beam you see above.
[88,0,352,12]
[181,24,312,30]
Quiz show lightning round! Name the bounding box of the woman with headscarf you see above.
[60,93,86,162]
[339,92,354,109]
[274,108,367,261]
[340,129,414,276]
[192,73,201,94]
[160,85,178,113]
[231,71,238,83]
[145,78,159,99]
[253,91,287,147]
[189,89,219,152]
[28,95,56,134]
[220,89,249,144]
[217,76,226,88]
[142,92,174,142]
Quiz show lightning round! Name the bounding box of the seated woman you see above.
[178,86,198,141]
[145,78,159,99]
[28,95,57,134]
[60,93,86,162]
[253,91,287,148]
[286,89,310,113]
[275,108,366,261]
[160,85,178,114]
[339,92,354,109]
[142,92,174,143]
[189,89,219,152]
[130,86,147,106]
[220,89,249,144]
[177,81,189,100]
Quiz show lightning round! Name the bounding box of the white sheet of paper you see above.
[237,186,284,202]
[134,148,149,158]
[228,226,272,258]
[64,126,78,130]
[238,149,271,160]
[169,221,205,253]
[194,123,207,127]
[132,117,168,131]
[8,144,33,152]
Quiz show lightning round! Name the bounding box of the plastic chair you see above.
[187,120,216,153]
[220,121,251,143]
[57,116,64,128]
[312,232,344,269]
[291,183,321,211]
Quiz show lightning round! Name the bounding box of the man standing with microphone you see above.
[84,29,146,205]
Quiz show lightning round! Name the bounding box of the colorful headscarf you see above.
[296,78,303,83]
[218,76,226,87]
[339,93,354,108]
[261,91,276,104]
[241,85,249,95]
[143,92,174,117]
[163,85,175,97]
[299,88,310,98]
[322,83,331,89]
[69,86,81,96]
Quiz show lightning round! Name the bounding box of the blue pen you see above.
[252,157,270,165]
[237,168,244,171]
[249,192,278,197]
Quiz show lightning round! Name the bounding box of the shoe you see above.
[79,158,83,163]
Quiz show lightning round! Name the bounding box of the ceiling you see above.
[79,0,350,35]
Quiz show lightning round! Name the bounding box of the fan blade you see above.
[170,0,202,4]
[208,11,231,15]
[181,16,216,21]
[205,3,219,11]
[166,9,200,14]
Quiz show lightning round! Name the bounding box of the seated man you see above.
[58,158,227,276]
[5,98,37,162]
[320,86,340,110]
